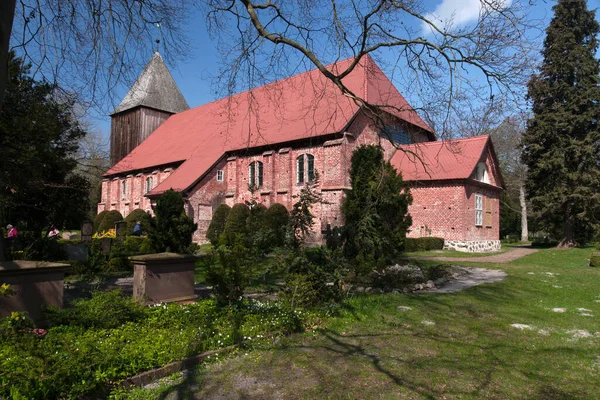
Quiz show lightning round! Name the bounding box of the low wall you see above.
[0,260,70,323]
[443,240,501,253]
[131,253,198,305]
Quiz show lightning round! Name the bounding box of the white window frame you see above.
[296,154,315,184]
[475,194,483,227]
[248,161,263,188]
[145,177,153,194]
[216,170,224,182]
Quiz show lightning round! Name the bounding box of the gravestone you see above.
[0,260,70,324]
[81,220,93,243]
[115,221,126,238]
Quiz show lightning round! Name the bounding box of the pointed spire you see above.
[111,52,190,115]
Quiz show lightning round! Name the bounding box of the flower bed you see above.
[0,291,312,399]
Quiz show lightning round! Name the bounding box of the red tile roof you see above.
[391,135,501,186]
[105,55,432,195]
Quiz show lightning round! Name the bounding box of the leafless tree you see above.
[489,114,529,241]
[1,0,192,113]
[203,0,542,139]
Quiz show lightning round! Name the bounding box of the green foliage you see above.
[98,210,123,232]
[265,203,290,247]
[122,236,155,255]
[280,247,345,309]
[222,203,250,246]
[404,237,445,252]
[124,209,153,236]
[290,172,325,248]
[205,240,253,305]
[45,290,146,329]
[522,0,600,247]
[342,145,412,272]
[247,203,277,254]
[589,252,600,267]
[0,295,307,399]
[149,189,197,253]
[0,52,90,237]
[93,210,109,233]
[206,204,231,246]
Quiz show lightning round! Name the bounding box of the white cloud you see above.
[422,0,513,35]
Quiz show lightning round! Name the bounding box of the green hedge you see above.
[404,237,445,252]
[590,252,600,267]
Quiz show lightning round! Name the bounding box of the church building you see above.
[99,53,504,252]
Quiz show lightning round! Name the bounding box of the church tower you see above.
[110,52,190,166]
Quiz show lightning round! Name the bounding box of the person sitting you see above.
[6,224,18,238]
[132,221,142,236]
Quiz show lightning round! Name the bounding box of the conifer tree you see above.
[522,0,600,247]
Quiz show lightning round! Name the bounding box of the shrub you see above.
[149,189,197,253]
[206,204,231,245]
[97,210,123,232]
[222,203,250,246]
[280,248,344,309]
[590,252,600,267]
[265,203,289,247]
[205,240,253,305]
[123,236,155,255]
[93,210,108,233]
[124,208,153,235]
[44,290,146,329]
[342,145,412,272]
[404,237,445,252]
[247,203,275,254]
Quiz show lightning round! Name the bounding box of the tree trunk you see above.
[557,215,575,249]
[519,183,528,242]
[0,0,17,109]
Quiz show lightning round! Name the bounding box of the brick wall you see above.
[407,181,501,241]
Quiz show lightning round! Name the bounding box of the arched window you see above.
[121,180,127,200]
[476,162,488,183]
[145,177,153,193]
[296,154,315,184]
[248,161,263,188]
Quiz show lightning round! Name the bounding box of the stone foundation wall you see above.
[443,240,501,253]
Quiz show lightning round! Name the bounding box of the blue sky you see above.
[94,0,600,139]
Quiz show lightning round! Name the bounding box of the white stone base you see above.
[443,240,501,253]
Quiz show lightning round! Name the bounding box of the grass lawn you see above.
[122,247,600,399]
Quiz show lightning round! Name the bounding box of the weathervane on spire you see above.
[155,22,161,53]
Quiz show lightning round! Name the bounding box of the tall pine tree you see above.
[522,0,600,247]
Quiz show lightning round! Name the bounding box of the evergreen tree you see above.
[0,52,90,243]
[522,0,600,247]
[149,190,197,253]
[342,145,412,271]
[206,204,231,246]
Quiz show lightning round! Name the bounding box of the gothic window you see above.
[121,180,127,200]
[476,162,489,183]
[475,194,483,226]
[145,177,153,193]
[296,154,315,184]
[249,161,263,188]
[381,125,412,145]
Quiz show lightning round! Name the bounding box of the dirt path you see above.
[410,247,538,264]
[423,267,507,294]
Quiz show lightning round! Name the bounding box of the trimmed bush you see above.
[123,208,153,236]
[97,210,123,232]
[93,210,108,233]
[206,204,231,246]
[222,203,250,245]
[149,189,198,253]
[590,252,600,267]
[247,203,273,253]
[265,203,289,247]
[404,237,445,252]
[123,236,155,255]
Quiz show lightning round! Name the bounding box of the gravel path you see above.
[423,267,507,293]
[410,247,538,264]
